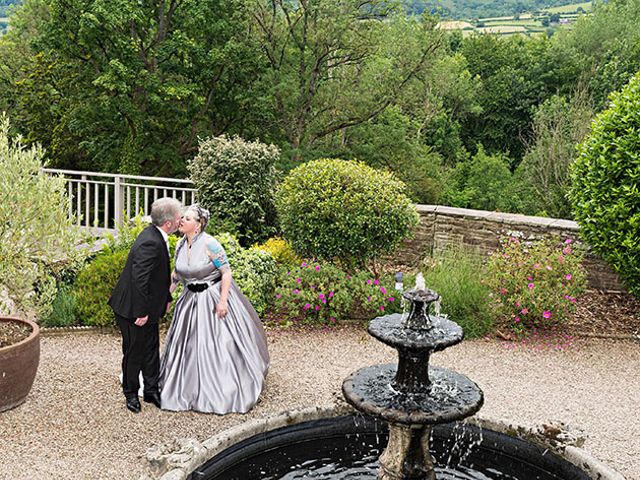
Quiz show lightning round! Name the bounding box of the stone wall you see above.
[393,205,624,292]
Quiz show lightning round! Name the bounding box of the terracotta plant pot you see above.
[0,317,40,412]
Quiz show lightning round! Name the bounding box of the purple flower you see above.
[528,283,534,289]
[366,279,372,285]
[527,276,533,281]
[520,308,528,315]
[514,316,521,323]
[292,289,300,295]
[533,263,540,269]
[543,311,552,319]
[275,293,282,299]
[373,279,380,285]
[330,317,336,324]
[379,305,385,311]
[301,262,307,268]
[318,293,325,299]
[565,274,572,280]
[388,297,395,302]
[367,296,371,301]
[563,247,571,255]
[303,303,311,310]
[296,278,301,284]
[546,265,553,271]
[380,286,387,294]
[315,265,321,272]
[314,305,320,311]
[564,239,573,245]
[328,291,334,298]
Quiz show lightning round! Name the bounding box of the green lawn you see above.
[543,1,592,13]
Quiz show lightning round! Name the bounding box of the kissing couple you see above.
[108,198,269,414]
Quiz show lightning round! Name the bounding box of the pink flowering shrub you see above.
[273,261,355,324]
[272,261,405,325]
[351,272,407,318]
[487,236,587,333]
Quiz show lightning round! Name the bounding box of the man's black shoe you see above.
[143,392,161,409]
[126,397,141,413]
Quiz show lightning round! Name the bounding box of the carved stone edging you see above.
[139,402,354,480]
[40,326,119,336]
[139,402,625,480]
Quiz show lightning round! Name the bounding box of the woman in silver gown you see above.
[160,205,269,413]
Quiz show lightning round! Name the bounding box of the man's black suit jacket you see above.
[108,225,171,323]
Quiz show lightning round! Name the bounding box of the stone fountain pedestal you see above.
[342,288,484,480]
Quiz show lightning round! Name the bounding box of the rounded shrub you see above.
[275,159,419,268]
[570,73,640,296]
[73,249,129,327]
[188,135,280,246]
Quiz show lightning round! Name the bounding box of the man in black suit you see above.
[109,197,183,413]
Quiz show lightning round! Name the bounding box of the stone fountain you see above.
[152,275,607,480]
[342,275,483,479]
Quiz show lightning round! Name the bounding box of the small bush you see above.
[252,237,301,267]
[215,232,277,317]
[486,236,587,334]
[273,261,355,325]
[188,135,280,246]
[42,286,77,328]
[570,73,640,296]
[74,249,129,327]
[103,214,149,253]
[275,159,419,268]
[350,271,407,319]
[422,247,494,338]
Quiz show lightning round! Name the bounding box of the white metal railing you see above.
[41,168,197,231]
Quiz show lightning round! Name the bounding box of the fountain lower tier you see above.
[343,364,484,425]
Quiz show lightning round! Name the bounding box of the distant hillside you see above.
[404,0,590,19]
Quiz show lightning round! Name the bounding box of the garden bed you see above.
[566,290,640,337]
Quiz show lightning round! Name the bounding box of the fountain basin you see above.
[193,414,592,480]
[343,364,484,425]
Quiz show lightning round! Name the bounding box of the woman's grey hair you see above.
[186,204,210,231]
[150,197,183,226]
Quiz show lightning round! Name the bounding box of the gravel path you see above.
[0,328,638,480]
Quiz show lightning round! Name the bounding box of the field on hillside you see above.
[438,1,591,36]
[545,1,591,12]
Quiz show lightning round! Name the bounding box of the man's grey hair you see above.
[150,197,183,226]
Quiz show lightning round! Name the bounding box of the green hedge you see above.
[570,73,640,296]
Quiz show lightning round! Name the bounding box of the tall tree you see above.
[6,0,263,176]
[251,1,445,163]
